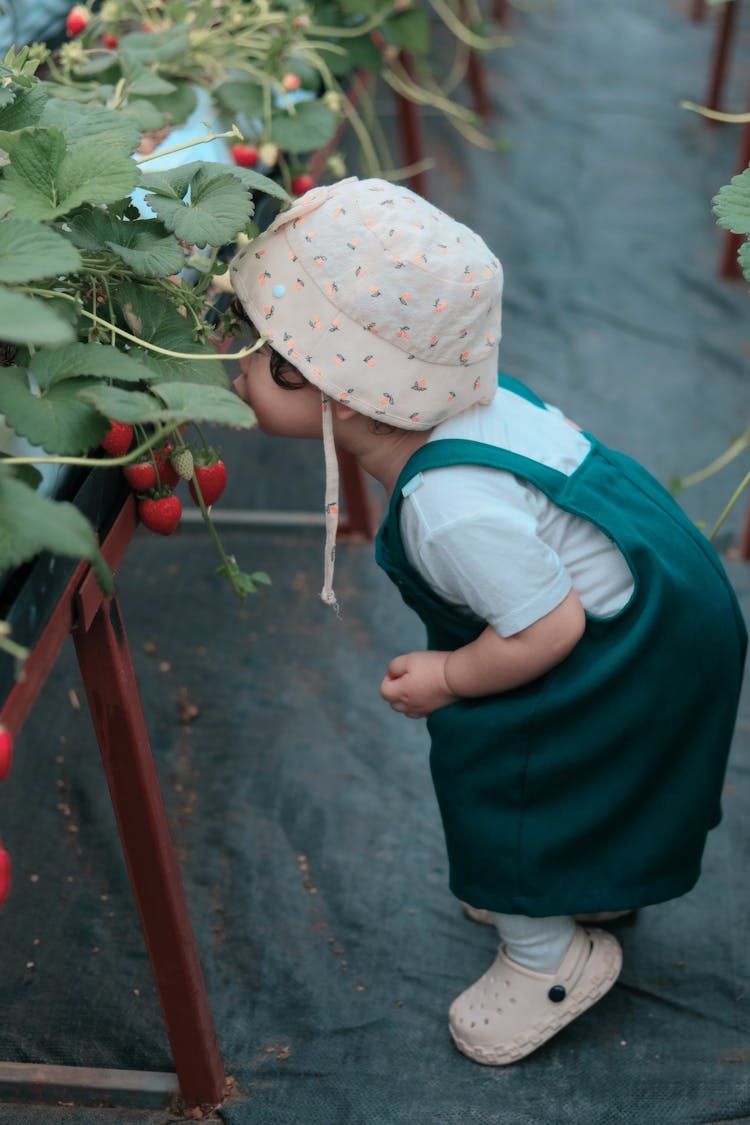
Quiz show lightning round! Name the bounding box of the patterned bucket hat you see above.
[230,177,504,611]
[230,176,503,429]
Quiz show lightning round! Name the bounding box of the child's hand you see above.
[380,651,459,719]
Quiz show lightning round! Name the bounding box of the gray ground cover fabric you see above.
[1,0,750,1121]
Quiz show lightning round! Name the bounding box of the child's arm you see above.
[380,589,585,719]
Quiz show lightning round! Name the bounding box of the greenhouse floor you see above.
[2,0,750,1122]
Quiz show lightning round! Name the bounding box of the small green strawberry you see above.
[170,446,194,481]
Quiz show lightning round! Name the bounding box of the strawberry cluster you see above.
[99,422,228,536]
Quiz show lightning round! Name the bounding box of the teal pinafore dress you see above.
[376,377,747,918]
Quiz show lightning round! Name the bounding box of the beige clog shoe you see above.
[449,924,622,1065]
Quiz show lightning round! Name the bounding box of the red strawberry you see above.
[0,847,10,910]
[282,72,302,92]
[0,726,12,781]
[102,32,119,48]
[291,174,315,196]
[123,461,158,492]
[153,444,181,488]
[189,459,228,507]
[231,143,259,168]
[66,4,89,36]
[138,493,182,535]
[100,420,133,457]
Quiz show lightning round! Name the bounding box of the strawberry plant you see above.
[0,43,281,669]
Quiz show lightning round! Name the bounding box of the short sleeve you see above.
[400,470,572,637]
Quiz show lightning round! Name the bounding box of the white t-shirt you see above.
[398,388,635,637]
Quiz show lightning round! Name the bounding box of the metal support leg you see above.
[706,0,739,116]
[394,53,429,197]
[72,596,225,1109]
[719,93,750,280]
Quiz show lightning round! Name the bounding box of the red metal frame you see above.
[706,0,740,116]
[0,497,225,1111]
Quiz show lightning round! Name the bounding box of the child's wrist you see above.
[442,652,462,699]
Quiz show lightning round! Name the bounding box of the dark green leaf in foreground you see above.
[0,286,76,345]
[28,342,158,390]
[0,217,81,282]
[0,368,108,453]
[0,469,111,593]
[78,380,256,428]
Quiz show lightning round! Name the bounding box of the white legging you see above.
[489,912,576,972]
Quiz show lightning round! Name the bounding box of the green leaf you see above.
[127,72,178,97]
[111,280,219,384]
[128,81,198,128]
[145,168,254,247]
[28,342,158,390]
[213,79,266,119]
[0,83,48,132]
[0,471,111,593]
[738,240,750,283]
[0,194,14,219]
[139,160,290,204]
[271,99,337,154]
[0,128,140,220]
[138,350,229,387]
[713,168,750,234]
[67,208,185,276]
[120,98,166,132]
[0,368,108,453]
[117,27,192,64]
[79,380,256,428]
[41,97,142,152]
[0,218,81,282]
[75,384,165,424]
[0,287,76,345]
[0,455,42,491]
[383,8,431,54]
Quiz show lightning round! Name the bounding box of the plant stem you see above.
[134,125,242,164]
[709,469,750,540]
[0,424,175,469]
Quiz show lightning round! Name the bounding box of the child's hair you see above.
[230,177,504,609]
[231,297,306,390]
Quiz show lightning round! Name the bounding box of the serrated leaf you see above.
[111,280,218,384]
[146,168,254,247]
[41,97,142,152]
[0,83,48,131]
[0,218,81,282]
[79,380,256,427]
[738,239,750,283]
[138,350,230,388]
[0,127,140,220]
[75,384,165,424]
[66,207,184,275]
[0,368,108,453]
[120,98,166,132]
[0,194,14,219]
[0,472,111,593]
[0,287,76,345]
[28,342,158,390]
[271,99,337,154]
[140,160,290,204]
[713,168,750,234]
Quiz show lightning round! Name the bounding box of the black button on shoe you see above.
[548,985,566,1003]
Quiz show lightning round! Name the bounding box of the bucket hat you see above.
[230,177,504,608]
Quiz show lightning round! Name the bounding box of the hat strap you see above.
[320,393,341,615]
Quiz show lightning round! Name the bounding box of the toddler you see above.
[230,177,747,1065]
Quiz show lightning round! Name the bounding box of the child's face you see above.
[236,348,324,439]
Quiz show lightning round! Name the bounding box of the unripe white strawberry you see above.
[258,142,279,168]
[170,446,194,481]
